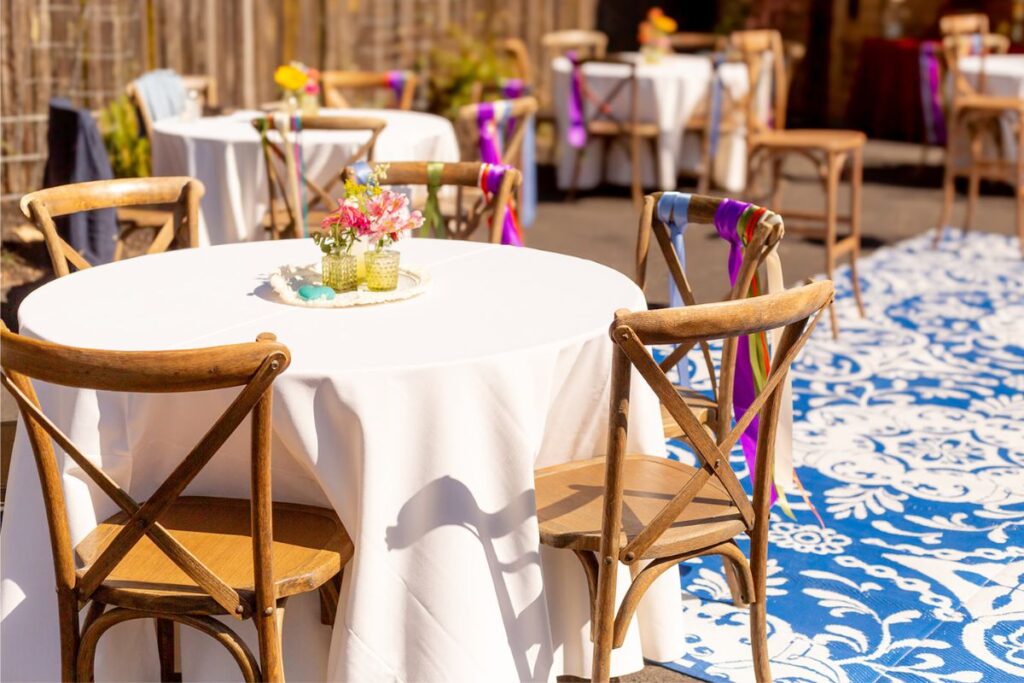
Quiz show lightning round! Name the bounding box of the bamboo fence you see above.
[0,0,596,205]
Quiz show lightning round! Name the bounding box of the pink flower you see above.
[320,198,368,233]
[358,190,424,244]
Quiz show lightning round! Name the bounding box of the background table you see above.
[551,53,766,194]
[0,239,684,682]
[959,54,1024,161]
[151,109,459,245]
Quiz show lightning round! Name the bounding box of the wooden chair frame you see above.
[732,28,866,336]
[341,161,521,243]
[539,281,832,683]
[20,177,204,278]
[456,96,538,172]
[127,74,218,139]
[939,13,990,37]
[668,31,726,54]
[540,30,608,115]
[321,70,417,110]
[567,56,660,209]
[635,192,786,442]
[0,324,348,682]
[254,115,386,239]
[937,32,1024,254]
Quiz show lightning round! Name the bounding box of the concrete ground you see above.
[0,139,1018,683]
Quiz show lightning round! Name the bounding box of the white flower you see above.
[770,522,852,555]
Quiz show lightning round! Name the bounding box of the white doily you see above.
[267,262,431,308]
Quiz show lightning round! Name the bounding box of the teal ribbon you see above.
[656,192,691,387]
[422,162,445,238]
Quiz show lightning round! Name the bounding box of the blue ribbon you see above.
[708,52,726,162]
[656,192,691,387]
[970,33,984,56]
[353,160,373,186]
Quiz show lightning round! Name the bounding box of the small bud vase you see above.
[299,93,319,118]
[322,252,358,292]
[364,249,401,291]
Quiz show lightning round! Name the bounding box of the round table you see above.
[551,53,768,194]
[151,109,460,245]
[958,54,1024,162]
[0,239,684,682]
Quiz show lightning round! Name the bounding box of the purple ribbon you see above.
[385,70,406,103]
[713,199,777,504]
[481,163,523,246]
[566,51,587,149]
[502,78,525,99]
[477,102,503,165]
[919,42,947,146]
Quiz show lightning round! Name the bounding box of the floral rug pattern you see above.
[657,230,1024,683]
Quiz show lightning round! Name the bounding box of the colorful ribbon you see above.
[385,70,407,105]
[352,160,373,186]
[657,192,691,386]
[422,162,446,238]
[969,32,984,56]
[713,199,786,508]
[708,52,726,161]
[919,41,948,146]
[501,80,537,228]
[292,113,309,236]
[479,163,523,246]
[566,51,587,149]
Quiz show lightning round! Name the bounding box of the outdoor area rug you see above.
[657,229,1024,683]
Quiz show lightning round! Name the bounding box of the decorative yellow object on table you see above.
[638,7,677,63]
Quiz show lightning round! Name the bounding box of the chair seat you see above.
[587,119,660,137]
[75,496,352,614]
[752,128,866,152]
[535,454,745,560]
[955,94,1024,114]
[662,386,718,440]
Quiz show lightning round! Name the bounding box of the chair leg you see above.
[630,134,643,211]
[254,601,285,682]
[849,145,866,318]
[825,152,841,339]
[569,145,586,202]
[157,618,182,683]
[57,588,81,683]
[648,136,660,196]
[769,154,784,213]
[590,555,619,683]
[965,130,983,232]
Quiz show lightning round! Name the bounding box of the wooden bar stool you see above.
[734,29,866,337]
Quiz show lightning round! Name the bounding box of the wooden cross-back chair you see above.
[538,30,609,151]
[20,177,204,278]
[340,161,521,243]
[566,56,660,209]
[732,28,866,336]
[669,31,726,53]
[937,32,1024,254]
[0,326,353,682]
[635,192,785,442]
[127,74,218,140]
[456,96,539,171]
[254,115,386,239]
[534,280,834,683]
[939,13,990,37]
[321,70,417,110]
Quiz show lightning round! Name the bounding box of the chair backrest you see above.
[943,32,1011,102]
[600,280,833,563]
[728,29,788,134]
[340,161,521,243]
[940,13,990,36]
[542,30,608,58]
[0,325,291,622]
[572,56,646,131]
[321,70,417,110]
[456,96,539,170]
[501,38,533,86]
[20,177,205,278]
[253,114,387,239]
[127,73,217,139]
[635,191,786,434]
[668,32,726,53]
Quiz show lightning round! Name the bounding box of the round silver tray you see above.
[268,262,431,308]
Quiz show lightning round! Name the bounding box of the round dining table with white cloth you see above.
[955,54,1024,162]
[552,53,770,194]
[0,238,687,682]
[150,109,460,245]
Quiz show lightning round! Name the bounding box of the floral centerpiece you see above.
[274,62,321,116]
[315,164,424,292]
[638,7,677,63]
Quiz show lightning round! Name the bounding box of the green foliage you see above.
[421,19,517,120]
[716,0,753,34]
[99,95,150,178]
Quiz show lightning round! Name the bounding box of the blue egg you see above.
[298,284,336,301]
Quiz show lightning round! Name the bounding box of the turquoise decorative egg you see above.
[298,284,336,301]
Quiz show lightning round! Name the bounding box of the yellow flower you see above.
[652,14,677,34]
[274,65,308,92]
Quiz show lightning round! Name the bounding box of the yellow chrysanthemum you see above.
[652,15,677,33]
[274,65,308,92]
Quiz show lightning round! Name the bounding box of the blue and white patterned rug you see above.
[656,230,1024,683]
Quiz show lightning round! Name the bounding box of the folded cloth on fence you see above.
[133,69,187,123]
[42,98,117,265]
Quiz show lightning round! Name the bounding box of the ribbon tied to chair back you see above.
[919,41,948,146]
[421,161,446,238]
[477,99,537,228]
[566,51,588,149]
[385,70,408,105]
[478,163,523,246]
[656,192,691,386]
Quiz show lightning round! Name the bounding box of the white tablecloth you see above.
[552,53,767,193]
[957,54,1024,162]
[151,109,459,245]
[0,239,685,682]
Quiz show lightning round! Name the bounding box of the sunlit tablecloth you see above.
[0,239,684,682]
[151,109,459,245]
[551,52,770,193]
